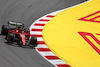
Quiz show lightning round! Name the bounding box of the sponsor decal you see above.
[78,10,100,55]
[78,32,100,55]
[79,11,100,23]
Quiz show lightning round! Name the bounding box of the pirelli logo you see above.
[79,11,100,23]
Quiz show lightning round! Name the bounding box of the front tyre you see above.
[30,36,37,47]
[17,41,23,47]
[7,33,14,43]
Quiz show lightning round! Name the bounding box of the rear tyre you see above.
[17,41,23,47]
[17,37,23,47]
[30,36,37,47]
[1,25,9,35]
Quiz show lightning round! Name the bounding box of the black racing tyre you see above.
[30,36,37,47]
[7,33,14,43]
[17,41,23,47]
[1,25,9,35]
[24,28,30,33]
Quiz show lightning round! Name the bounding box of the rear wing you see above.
[8,21,24,28]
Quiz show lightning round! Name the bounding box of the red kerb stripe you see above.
[39,19,50,22]
[34,23,45,26]
[97,34,100,35]
[45,56,60,60]
[46,15,55,18]
[31,29,43,31]
[30,34,42,37]
[38,41,45,44]
[33,35,42,37]
[37,48,51,51]
[56,64,71,67]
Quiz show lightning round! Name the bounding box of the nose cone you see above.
[20,34,26,45]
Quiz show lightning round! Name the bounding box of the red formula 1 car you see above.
[1,21,37,47]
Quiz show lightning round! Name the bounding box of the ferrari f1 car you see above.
[1,21,37,47]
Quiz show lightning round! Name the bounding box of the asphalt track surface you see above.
[0,0,87,67]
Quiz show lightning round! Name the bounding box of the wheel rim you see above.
[19,41,22,47]
[7,34,12,43]
[8,37,11,43]
[20,41,22,44]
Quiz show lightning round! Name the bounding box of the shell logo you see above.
[78,32,100,55]
[43,0,100,67]
[79,11,100,23]
[78,11,100,55]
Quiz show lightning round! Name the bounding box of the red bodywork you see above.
[8,27,30,45]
